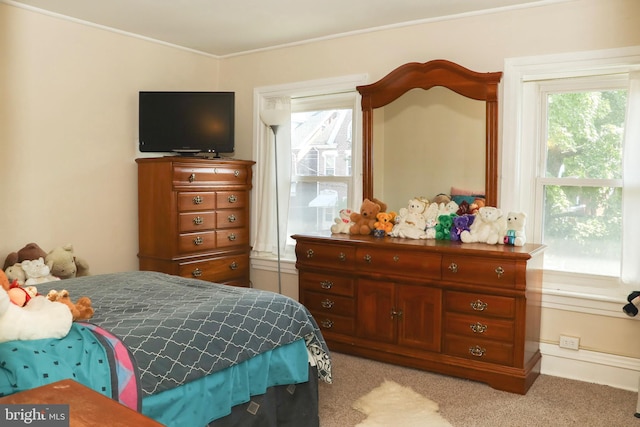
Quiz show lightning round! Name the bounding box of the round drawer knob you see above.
[229,261,238,270]
[448,262,458,273]
[306,249,314,258]
[495,266,505,278]
[228,194,237,203]
[228,233,236,241]
[188,173,196,183]
[228,214,237,223]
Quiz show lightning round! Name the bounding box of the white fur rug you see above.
[352,380,453,427]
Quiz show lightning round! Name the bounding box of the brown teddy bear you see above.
[47,289,94,321]
[350,198,387,235]
[3,243,48,270]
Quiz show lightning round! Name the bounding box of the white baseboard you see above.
[540,342,640,392]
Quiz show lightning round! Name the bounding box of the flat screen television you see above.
[138,91,235,156]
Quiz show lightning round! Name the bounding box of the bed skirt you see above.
[208,365,319,427]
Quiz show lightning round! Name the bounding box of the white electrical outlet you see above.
[559,335,580,350]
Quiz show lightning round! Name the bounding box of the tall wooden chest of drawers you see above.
[137,157,255,287]
[294,233,545,394]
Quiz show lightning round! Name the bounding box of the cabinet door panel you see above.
[397,285,442,351]
[357,279,395,343]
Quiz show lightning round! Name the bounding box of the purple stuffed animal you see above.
[450,214,475,242]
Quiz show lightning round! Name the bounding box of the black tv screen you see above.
[138,91,235,156]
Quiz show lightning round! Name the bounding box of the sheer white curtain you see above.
[621,71,640,285]
[253,97,292,258]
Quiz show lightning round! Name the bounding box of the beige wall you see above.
[2,0,640,371]
[0,3,219,273]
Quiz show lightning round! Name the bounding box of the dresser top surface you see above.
[292,233,545,259]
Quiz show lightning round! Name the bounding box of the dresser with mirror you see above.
[293,60,545,394]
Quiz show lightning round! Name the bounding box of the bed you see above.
[0,271,331,427]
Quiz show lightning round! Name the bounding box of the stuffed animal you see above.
[435,214,456,240]
[503,211,527,246]
[4,263,26,286]
[3,242,48,270]
[423,203,440,239]
[21,257,61,286]
[45,245,90,279]
[460,206,506,245]
[431,193,450,205]
[350,199,385,235]
[390,198,428,239]
[47,289,94,321]
[0,286,72,343]
[331,208,354,234]
[374,212,396,235]
[450,214,475,242]
[0,269,35,307]
[438,200,459,217]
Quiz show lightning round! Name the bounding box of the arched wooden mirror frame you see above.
[356,60,503,207]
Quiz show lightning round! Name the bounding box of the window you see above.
[287,101,354,245]
[252,75,365,263]
[502,47,640,296]
[538,80,626,277]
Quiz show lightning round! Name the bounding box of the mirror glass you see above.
[374,87,486,211]
[358,60,502,209]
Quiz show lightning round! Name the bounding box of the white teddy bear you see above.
[424,202,440,239]
[331,208,354,234]
[504,211,527,246]
[437,200,459,217]
[460,206,506,245]
[390,198,428,239]
[21,257,61,286]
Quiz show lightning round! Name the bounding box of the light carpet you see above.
[352,380,453,427]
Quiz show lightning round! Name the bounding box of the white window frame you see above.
[252,74,366,274]
[502,46,640,314]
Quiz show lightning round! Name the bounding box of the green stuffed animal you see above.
[435,213,456,240]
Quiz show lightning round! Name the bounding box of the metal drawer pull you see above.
[193,236,204,245]
[338,252,346,262]
[320,319,334,329]
[193,195,203,205]
[192,268,203,278]
[193,216,204,225]
[470,299,488,311]
[363,254,372,263]
[188,173,196,183]
[469,346,486,357]
[495,266,505,278]
[228,233,236,241]
[229,261,238,270]
[470,322,488,334]
[390,309,403,319]
[228,194,237,203]
[228,214,236,223]
[393,255,400,262]
[448,262,458,273]
[320,280,333,289]
[321,299,334,309]
[234,170,240,177]
[306,249,314,258]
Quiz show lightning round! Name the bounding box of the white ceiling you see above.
[7,0,553,57]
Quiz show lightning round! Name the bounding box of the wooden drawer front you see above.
[179,211,216,232]
[310,311,355,336]
[216,228,249,248]
[442,255,517,288]
[299,271,354,297]
[445,312,514,342]
[444,334,514,365]
[296,243,356,270]
[178,192,216,211]
[178,231,217,253]
[217,191,247,209]
[173,165,250,187]
[303,290,354,317]
[355,247,441,279]
[445,291,515,319]
[216,209,245,229]
[178,253,249,282]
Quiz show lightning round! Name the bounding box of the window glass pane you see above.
[542,185,621,276]
[546,90,626,179]
[291,110,352,177]
[286,182,348,243]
